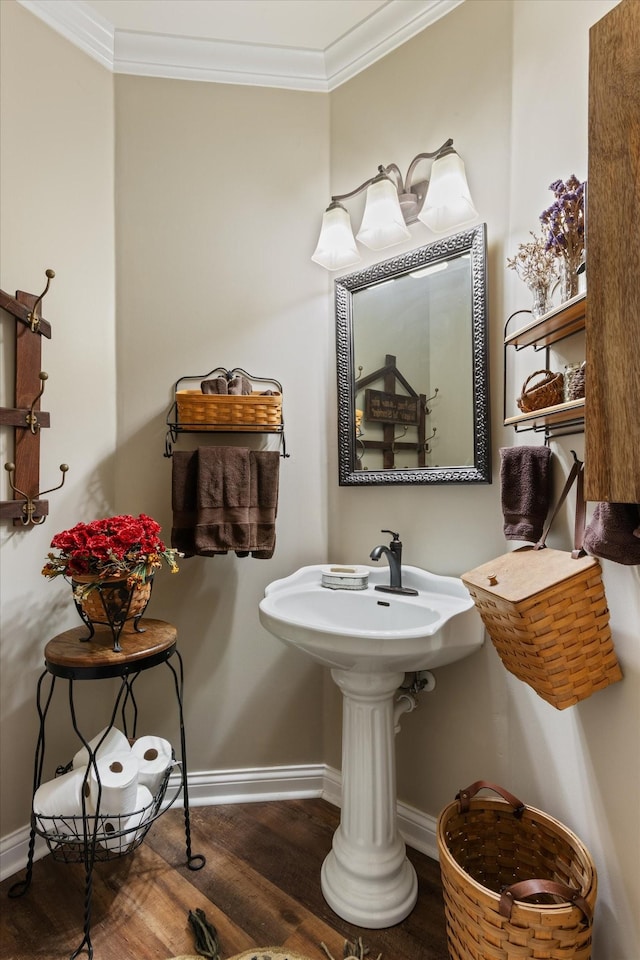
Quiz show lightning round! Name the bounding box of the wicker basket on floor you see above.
[438,781,597,960]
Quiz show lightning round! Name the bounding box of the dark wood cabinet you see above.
[585,0,640,503]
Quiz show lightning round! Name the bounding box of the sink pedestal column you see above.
[321,669,418,928]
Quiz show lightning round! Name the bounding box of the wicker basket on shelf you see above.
[176,390,282,432]
[517,369,564,413]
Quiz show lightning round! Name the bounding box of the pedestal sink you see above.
[258,564,483,928]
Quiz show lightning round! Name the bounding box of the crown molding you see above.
[325,0,464,89]
[18,0,114,69]
[113,31,329,92]
[17,0,464,91]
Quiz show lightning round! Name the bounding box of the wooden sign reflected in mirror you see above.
[336,224,490,485]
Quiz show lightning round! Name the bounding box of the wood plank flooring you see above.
[0,799,449,960]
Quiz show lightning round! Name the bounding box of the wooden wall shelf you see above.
[505,293,586,349]
[504,295,586,441]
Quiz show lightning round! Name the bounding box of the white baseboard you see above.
[1,763,438,881]
[397,798,439,860]
[0,826,49,885]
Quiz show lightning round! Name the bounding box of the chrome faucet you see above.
[369,530,418,596]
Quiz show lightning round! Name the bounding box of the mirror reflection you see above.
[336,224,490,485]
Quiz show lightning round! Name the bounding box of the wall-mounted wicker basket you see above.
[164,367,287,457]
[176,390,282,432]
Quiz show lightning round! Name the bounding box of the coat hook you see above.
[425,387,439,415]
[27,269,55,332]
[391,426,408,455]
[424,426,437,453]
[4,462,68,525]
[26,371,48,434]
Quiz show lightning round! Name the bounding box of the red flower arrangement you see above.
[42,514,179,595]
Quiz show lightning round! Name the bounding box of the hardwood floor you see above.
[0,799,449,960]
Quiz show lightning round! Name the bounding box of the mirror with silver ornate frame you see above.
[336,223,490,485]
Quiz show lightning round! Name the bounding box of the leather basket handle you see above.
[535,455,586,558]
[456,780,525,818]
[499,879,592,924]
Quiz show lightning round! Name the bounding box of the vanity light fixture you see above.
[311,138,477,271]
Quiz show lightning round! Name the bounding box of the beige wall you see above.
[0,1,116,835]
[1,0,639,955]
[111,74,330,770]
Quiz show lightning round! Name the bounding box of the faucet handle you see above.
[381,529,400,541]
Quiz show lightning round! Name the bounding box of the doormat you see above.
[169,953,316,960]
[170,940,380,960]
[168,907,379,960]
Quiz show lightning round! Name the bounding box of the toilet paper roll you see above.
[87,752,139,816]
[98,785,154,853]
[33,766,88,817]
[131,736,173,796]
[33,767,89,836]
[72,726,130,769]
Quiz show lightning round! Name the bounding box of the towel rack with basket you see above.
[164,367,288,458]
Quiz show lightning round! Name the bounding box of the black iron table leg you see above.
[165,649,205,871]
[66,674,134,960]
[8,670,56,900]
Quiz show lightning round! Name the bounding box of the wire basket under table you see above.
[33,763,178,863]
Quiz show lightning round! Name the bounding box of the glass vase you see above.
[558,251,583,303]
[527,280,553,320]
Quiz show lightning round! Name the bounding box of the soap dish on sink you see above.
[321,565,369,591]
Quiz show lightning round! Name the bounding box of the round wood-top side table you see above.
[9,619,205,960]
[44,618,178,678]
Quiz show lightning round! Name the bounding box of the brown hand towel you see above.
[194,447,251,556]
[500,445,553,542]
[201,376,228,394]
[584,502,640,565]
[246,450,280,559]
[227,375,252,395]
[171,450,198,557]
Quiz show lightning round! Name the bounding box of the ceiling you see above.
[19,0,463,91]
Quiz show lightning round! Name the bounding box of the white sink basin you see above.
[259,563,483,673]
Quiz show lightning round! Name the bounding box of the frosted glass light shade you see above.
[418,151,478,233]
[356,177,410,251]
[311,204,361,271]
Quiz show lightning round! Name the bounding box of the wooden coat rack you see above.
[356,354,437,469]
[0,270,68,527]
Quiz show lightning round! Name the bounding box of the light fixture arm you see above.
[331,168,387,204]
[329,138,455,210]
[402,138,454,193]
[381,162,405,192]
